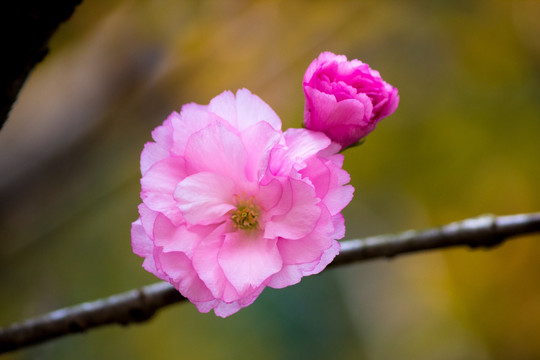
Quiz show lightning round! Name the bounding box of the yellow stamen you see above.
[231,198,260,231]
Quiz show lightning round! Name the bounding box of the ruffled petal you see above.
[324,184,354,216]
[138,203,158,238]
[153,213,208,256]
[267,264,303,289]
[140,116,175,175]
[269,128,331,176]
[197,300,243,318]
[264,178,321,240]
[191,224,239,302]
[141,156,185,224]
[171,104,221,156]
[208,89,281,132]
[302,152,353,216]
[300,156,331,200]
[303,86,338,130]
[260,178,291,219]
[156,250,214,302]
[184,123,248,184]
[131,218,153,259]
[240,121,282,182]
[300,240,341,276]
[277,206,334,265]
[131,219,164,279]
[235,89,282,131]
[331,213,346,240]
[207,91,238,130]
[255,178,283,214]
[303,51,349,86]
[218,232,282,295]
[193,284,265,318]
[175,172,235,226]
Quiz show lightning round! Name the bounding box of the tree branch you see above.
[331,212,540,266]
[1,212,539,353]
[0,0,82,129]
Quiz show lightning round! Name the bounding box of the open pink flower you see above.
[303,52,399,149]
[131,89,353,317]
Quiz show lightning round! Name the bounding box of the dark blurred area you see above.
[1,0,539,359]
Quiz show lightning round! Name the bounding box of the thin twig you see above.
[331,212,540,266]
[1,212,539,353]
[0,283,184,354]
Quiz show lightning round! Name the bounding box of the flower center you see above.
[231,198,260,231]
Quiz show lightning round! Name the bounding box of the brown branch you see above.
[0,0,82,129]
[331,212,540,266]
[0,282,185,353]
[1,212,539,353]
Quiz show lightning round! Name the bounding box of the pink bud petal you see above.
[303,52,399,149]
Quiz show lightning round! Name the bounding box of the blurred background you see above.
[1,0,539,359]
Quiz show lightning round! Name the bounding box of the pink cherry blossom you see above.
[131,89,354,317]
[303,52,399,149]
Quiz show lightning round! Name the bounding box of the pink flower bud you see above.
[303,52,399,149]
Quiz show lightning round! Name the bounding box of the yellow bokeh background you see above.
[1,0,539,359]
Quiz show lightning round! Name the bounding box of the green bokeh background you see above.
[1,0,539,359]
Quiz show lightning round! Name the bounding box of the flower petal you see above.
[156,250,214,302]
[175,172,235,226]
[303,51,349,85]
[267,264,303,289]
[197,300,243,318]
[140,115,175,175]
[241,121,282,182]
[256,178,283,213]
[208,89,281,132]
[131,219,164,279]
[171,104,220,156]
[191,224,240,302]
[301,240,341,276]
[192,286,265,318]
[277,206,334,265]
[153,213,209,256]
[235,89,282,131]
[138,203,158,238]
[141,156,185,223]
[218,232,282,295]
[207,91,237,129]
[269,128,331,176]
[324,184,354,216]
[184,123,248,183]
[264,178,321,240]
[331,213,346,240]
[300,156,331,200]
[131,218,153,259]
